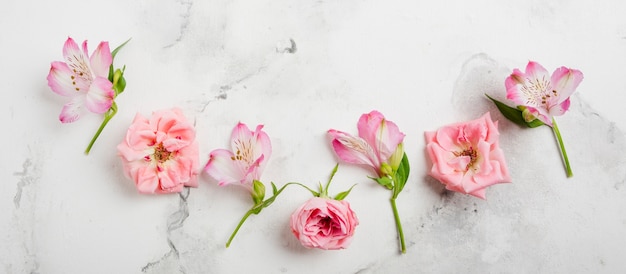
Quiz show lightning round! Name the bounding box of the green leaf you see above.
[370,176,393,189]
[111,38,131,59]
[485,94,528,127]
[485,94,544,128]
[271,182,278,195]
[334,184,356,201]
[394,153,410,195]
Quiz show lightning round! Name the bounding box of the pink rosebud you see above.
[425,112,511,199]
[290,197,359,250]
[117,108,199,194]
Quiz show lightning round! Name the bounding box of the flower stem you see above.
[390,197,406,254]
[225,209,255,248]
[225,182,302,247]
[84,103,117,154]
[551,117,573,177]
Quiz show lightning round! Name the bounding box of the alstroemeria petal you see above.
[204,149,246,187]
[548,97,571,118]
[59,96,84,123]
[89,41,112,78]
[357,111,404,160]
[84,77,114,113]
[506,61,551,108]
[328,129,379,170]
[63,38,93,86]
[252,124,272,174]
[551,67,583,104]
[47,61,76,97]
[525,106,552,126]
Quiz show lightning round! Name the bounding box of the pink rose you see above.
[117,108,199,194]
[425,112,511,199]
[290,197,359,250]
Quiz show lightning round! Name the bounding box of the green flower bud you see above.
[389,143,404,172]
[252,180,265,205]
[380,162,393,177]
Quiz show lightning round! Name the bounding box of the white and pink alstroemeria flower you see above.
[204,123,272,192]
[505,61,583,126]
[328,110,405,177]
[47,37,115,123]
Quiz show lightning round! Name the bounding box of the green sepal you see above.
[334,184,356,201]
[251,180,265,206]
[518,106,545,128]
[485,94,545,128]
[370,176,393,190]
[393,153,410,195]
[112,67,127,96]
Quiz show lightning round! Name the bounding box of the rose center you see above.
[454,146,477,171]
[153,143,172,163]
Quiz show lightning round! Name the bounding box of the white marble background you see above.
[2,0,626,273]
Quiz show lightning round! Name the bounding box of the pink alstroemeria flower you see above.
[47,37,115,123]
[204,123,272,192]
[117,108,199,194]
[328,110,405,177]
[505,61,583,126]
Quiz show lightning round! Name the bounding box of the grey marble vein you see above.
[13,158,35,209]
[142,187,190,274]
[164,0,193,49]
[9,155,41,274]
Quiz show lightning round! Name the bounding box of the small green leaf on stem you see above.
[334,184,356,201]
[370,176,393,189]
[393,153,410,196]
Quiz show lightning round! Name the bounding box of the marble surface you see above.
[2,0,626,273]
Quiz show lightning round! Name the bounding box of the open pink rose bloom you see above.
[117,108,199,194]
[47,37,115,123]
[505,61,583,126]
[425,113,511,199]
[290,197,359,250]
[204,123,271,193]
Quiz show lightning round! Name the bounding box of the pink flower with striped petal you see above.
[47,37,114,123]
[204,123,272,193]
[505,61,583,126]
[117,108,199,194]
[328,110,405,177]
